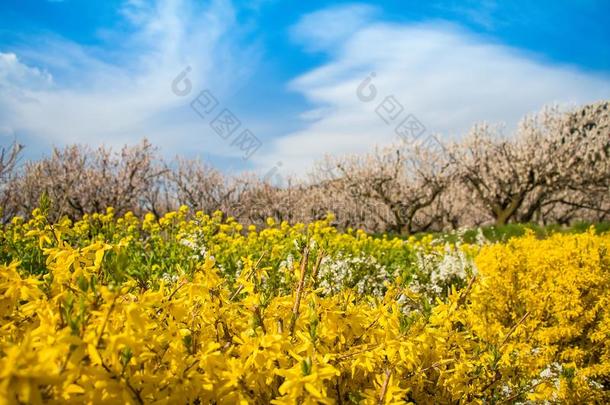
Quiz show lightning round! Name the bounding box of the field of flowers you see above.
[1,207,609,404]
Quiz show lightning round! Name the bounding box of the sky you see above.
[0,0,609,177]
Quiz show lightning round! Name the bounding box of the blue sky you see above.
[1,0,609,175]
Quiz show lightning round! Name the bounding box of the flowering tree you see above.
[538,101,610,223]
[0,101,607,231]
[448,101,610,226]
[319,142,451,234]
[0,141,22,180]
[170,157,249,216]
[4,139,164,220]
[0,141,23,221]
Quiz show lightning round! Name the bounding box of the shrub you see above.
[0,210,609,403]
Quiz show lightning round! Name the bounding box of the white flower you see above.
[411,244,475,301]
[316,254,391,297]
[161,272,179,284]
[179,230,209,260]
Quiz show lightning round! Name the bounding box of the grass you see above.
[386,221,610,244]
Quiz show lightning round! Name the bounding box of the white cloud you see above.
[256,5,610,175]
[4,1,610,176]
[0,53,53,90]
[432,0,500,30]
[289,4,379,52]
[0,0,260,155]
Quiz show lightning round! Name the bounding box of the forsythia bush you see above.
[0,208,609,404]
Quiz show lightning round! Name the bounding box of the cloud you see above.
[3,1,610,176]
[0,0,260,157]
[255,4,610,175]
[0,52,53,96]
[289,4,379,52]
[432,0,500,30]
